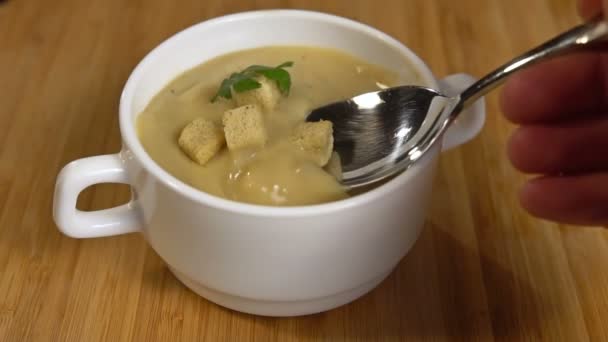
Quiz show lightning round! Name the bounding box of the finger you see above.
[578,0,604,19]
[508,116,608,174]
[520,173,608,226]
[500,53,605,124]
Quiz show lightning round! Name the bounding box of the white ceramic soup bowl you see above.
[53,10,485,317]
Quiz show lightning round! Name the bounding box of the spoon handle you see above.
[458,17,608,109]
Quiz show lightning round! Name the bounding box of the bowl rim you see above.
[119,9,440,217]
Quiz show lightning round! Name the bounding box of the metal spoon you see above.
[307,18,608,189]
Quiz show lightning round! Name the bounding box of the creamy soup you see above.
[137,46,419,206]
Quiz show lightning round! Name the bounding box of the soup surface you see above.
[136,46,420,206]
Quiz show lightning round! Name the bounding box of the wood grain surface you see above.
[2,0,607,340]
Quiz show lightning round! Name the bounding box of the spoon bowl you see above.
[308,86,459,188]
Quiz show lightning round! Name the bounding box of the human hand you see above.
[500,0,608,226]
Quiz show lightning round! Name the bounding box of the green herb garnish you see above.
[211,61,294,102]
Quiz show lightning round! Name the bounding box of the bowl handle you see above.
[53,154,141,238]
[439,73,486,151]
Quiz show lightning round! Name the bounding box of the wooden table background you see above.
[2,0,608,341]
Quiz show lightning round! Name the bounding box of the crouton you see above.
[289,120,334,167]
[178,118,225,165]
[232,76,281,112]
[324,152,342,181]
[222,105,267,151]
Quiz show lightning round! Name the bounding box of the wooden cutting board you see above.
[1,0,607,340]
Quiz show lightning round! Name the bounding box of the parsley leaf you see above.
[211,61,294,102]
[257,68,291,94]
[276,61,294,68]
[232,77,262,93]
